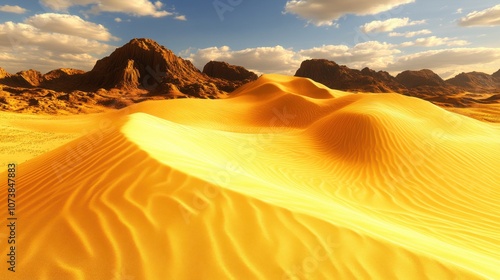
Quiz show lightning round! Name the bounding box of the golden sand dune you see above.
[1,74,499,279]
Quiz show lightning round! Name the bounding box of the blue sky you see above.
[0,0,499,78]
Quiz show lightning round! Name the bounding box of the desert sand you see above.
[1,74,499,279]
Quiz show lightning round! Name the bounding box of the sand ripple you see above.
[1,74,499,279]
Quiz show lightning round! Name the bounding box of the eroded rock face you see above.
[0,67,9,79]
[0,69,44,88]
[295,59,405,93]
[203,61,258,82]
[86,38,195,89]
[43,68,85,81]
[82,38,234,98]
[492,69,500,79]
[447,72,500,92]
[293,58,500,108]
[0,38,260,113]
[395,69,446,88]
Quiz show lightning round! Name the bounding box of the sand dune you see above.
[1,74,499,279]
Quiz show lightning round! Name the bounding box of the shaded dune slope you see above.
[1,74,499,280]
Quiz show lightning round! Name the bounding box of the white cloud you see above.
[284,0,415,26]
[400,36,469,47]
[386,47,500,78]
[25,13,119,41]
[182,41,401,75]
[0,21,114,73]
[114,18,131,23]
[175,15,187,21]
[182,43,500,80]
[39,0,177,18]
[154,1,163,9]
[0,5,27,14]
[389,29,432,37]
[299,41,400,69]
[184,45,301,74]
[456,8,463,14]
[459,4,500,27]
[361,17,425,33]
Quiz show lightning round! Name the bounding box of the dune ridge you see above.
[1,74,499,279]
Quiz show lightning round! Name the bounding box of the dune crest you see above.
[1,74,499,279]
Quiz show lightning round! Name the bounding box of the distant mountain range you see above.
[0,38,498,114]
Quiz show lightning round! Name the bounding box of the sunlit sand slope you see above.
[1,74,499,280]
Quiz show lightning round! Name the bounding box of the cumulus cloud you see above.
[184,45,301,74]
[361,17,425,33]
[182,41,401,74]
[458,4,500,27]
[299,41,400,69]
[0,20,114,73]
[389,29,431,37]
[25,13,119,42]
[400,36,469,47]
[39,0,183,18]
[284,0,415,26]
[182,43,500,80]
[0,5,27,14]
[386,47,500,78]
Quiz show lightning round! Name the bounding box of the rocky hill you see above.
[203,61,258,82]
[295,59,405,93]
[295,59,499,107]
[395,69,446,88]
[83,38,229,98]
[446,71,500,92]
[0,39,254,114]
[0,67,9,79]
[1,40,499,114]
[492,69,500,79]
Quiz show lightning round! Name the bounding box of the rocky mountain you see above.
[82,38,226,98]
[1,69,44,88]
[202,61,258,92]
[395,69,446,88]
[294,59,499,107]
[43,68,85,82]
[0,67,9,79]
[446,71,500,92]
[359,67,407,93]
[1,40,499,114]
[295,59,405,93]
[203,61,258,82]
[0,38,255,114]
[492,69,500,79]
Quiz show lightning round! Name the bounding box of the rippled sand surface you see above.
[1,74,499,279]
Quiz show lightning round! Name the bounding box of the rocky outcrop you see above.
[446,71,499,92]
[43,68,85,81]
[40,68,86,91]
[0,69,44,88]
[203,61,258,82]
[293,59,500,108]
[85,38,186,90]
[492,69,500,79]
[395,69,446,88]
[295,59,404,93]
[82,38,232,98]
[359,67,407,93]
[0,38,261,113]
[115,60,141,90]
[0,67,9,79]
